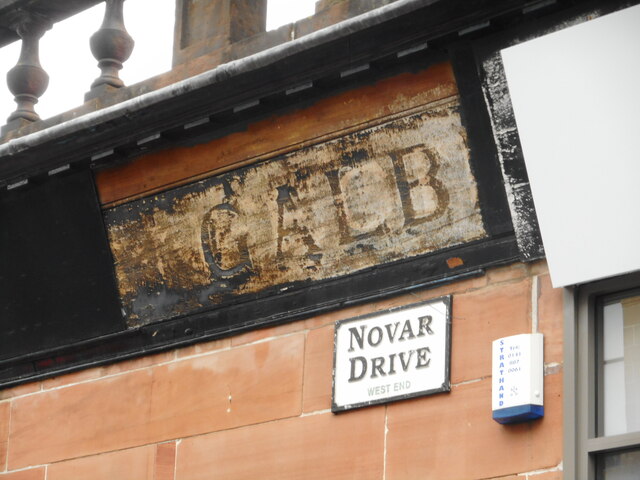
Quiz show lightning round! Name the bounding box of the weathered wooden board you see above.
[106,98,486,326]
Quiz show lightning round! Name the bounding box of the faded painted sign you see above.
[106,99,486,326]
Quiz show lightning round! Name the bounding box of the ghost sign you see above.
[332,297,451,412]
[106,102,485,327]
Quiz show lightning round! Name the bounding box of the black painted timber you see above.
[0,234,519,387]
[450,43,514,239]
[0,168,124,361]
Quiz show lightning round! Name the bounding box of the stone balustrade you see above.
[4,0,133,129]
[0,0,397,138]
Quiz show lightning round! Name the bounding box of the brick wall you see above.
[0,261,563,480]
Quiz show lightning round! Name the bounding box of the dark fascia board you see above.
[0,0,553,185]
[0,234,520,388]
[0,0,102,47]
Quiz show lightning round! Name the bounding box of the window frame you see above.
[566,272,640,478]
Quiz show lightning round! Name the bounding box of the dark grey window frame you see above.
[565,271,640,478]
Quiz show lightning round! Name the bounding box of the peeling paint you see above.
[106,99,486,326]
[446,257,464,269]
[479,8,606,260]
[481,50,543,261]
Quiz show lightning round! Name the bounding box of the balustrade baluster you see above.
[6,13,51,124]
[86,0,134,99]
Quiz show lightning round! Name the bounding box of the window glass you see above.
[601,295,640,436]
[598,448,640,480]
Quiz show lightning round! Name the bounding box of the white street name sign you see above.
[332,297,451,412]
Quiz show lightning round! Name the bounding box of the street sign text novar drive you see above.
[332,297,451,412]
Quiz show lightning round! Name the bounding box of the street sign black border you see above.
[332,295,452,413]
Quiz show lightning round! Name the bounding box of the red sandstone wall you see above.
[0,262,563,480]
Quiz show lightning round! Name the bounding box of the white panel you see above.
[604,360,627,436]
[604,303,624,361]
[501,5,640,287]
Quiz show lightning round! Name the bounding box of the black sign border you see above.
[332,295,452,413]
